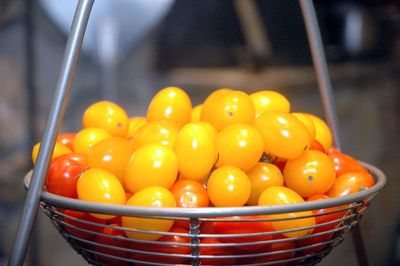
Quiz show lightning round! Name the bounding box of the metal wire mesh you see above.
[24,163,385,266]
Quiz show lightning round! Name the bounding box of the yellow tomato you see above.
[284,150,336,198]
[246,162,284,205]
[215,123,263,171]
[77,168,126,219]
[86,137,135,182]
[307,114,333,151]
[174,123,218,182]
[255,112,311,160]
[291,112,316,141]
[258,186,316,237]
[197,121,218,138]
[191,104,202,122]
[124,144,178,193]
[201,89,255,131]
[82,101,129,137]
[207,166,251,207]
[122,186,176,240]
[31,142,72,164]
[73,128,112,156]
[130,120,180,151]
[126,116,147,138]
[146,87,192,126]
[250,90,290,117]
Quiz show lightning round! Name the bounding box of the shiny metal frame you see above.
[9,0,387,265]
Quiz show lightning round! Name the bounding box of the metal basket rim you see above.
[24,161,386,218]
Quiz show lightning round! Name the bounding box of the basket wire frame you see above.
[9,0,387,265]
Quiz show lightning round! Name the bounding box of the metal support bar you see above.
[8,0,94,265]
[299,0,341,150]
[299,1,368,266]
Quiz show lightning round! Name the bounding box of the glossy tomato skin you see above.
[255,112,311,160]
[56,133,76,151]
[129,226,191,265]
[327,171,375,197]
[258,186,316,238]
[122,186,176,241]
[86,137,135,182]
[297,194,347,254]
[77,168,126,219]
[63,210,106,241]
[207,166,251,207]
[328,152,368,177]
[250,90,290,117]
[83,101,129,137]
[212,216,274,251]
[170,180,210,228]
[174,122,218,182]
[283,150,336,198]
[55,153,87,166]
[94,224,129,266]
[46,156,86,198]
[310,140,326,153]
[146,86,192,126]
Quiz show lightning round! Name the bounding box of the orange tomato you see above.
[255,112,311,160]
[250,90,290,117]
[124,144,178,193]
[207,166,251,207]
[191,104,202,122]
[201,89,255,131]
[86,137,135,182]
[307,114,333,152]
[146,86,192,126]
[258,186,316,237]
[246,162,284,205]
[56,133,76,151]
[73,128,112,156]
[174,122,218,181]
[328,151,369,177]
[122,186,176,240]
[126,116,146,138]
[284,150,336,198]
[77,168,126,219]
[83,101,129,137]
[327,171,375,197]
[129,120,180,150]
[292,112,316,141]
[31,142,72,164]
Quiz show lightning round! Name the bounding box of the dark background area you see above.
[0,0,399,265]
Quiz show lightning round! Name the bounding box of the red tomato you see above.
[63,210,106,241]
[297,194,347,254]
[94,224,129,266]
[309,140,326,153]
[129,226,191,265]
[199,237,236,265]
[274,159,287,173]
[327,171,375,197]
[55,153,87,166]
[236,234,295,265]
[328,152,369,177]
[45,156,86,198]
[212,216,274,251]
[56,133,76,151]
[170,180,209,228]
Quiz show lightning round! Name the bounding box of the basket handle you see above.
[8,0,95,265]
[299,1,369,266]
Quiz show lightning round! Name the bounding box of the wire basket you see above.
[24,162,386,266]
[9,1,388,265]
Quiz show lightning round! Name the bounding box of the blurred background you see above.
[0,0,399,265]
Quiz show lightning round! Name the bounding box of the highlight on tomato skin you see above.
[327,171,375,197]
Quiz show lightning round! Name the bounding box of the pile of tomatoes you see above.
[32,87,375,265]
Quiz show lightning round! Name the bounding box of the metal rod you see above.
[299,1,368,265]
[299,0,342,150]
[8,0,94,265]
